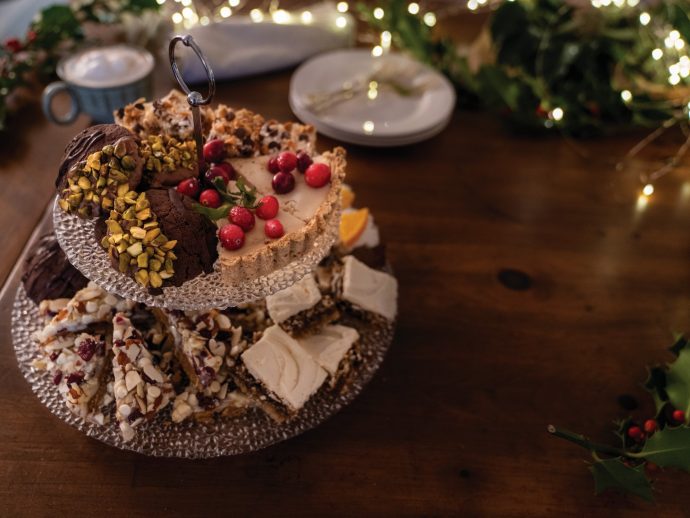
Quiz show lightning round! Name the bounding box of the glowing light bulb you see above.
[229,0,240,6]
[639,12,650,25]
[423,12,436,27]
[468,0,479,9]
[301,11,313,24]
[372,45,383,57]
[220,6,231,17]
[156,0,166,5]
[250,9,263,22]
[337,2,349,13]
[363,121,375,134]
[336,16,347,28]
[550,107,564,121]
[272,9,291,24]
[373,7,384,19]
[621,90,632,102]
[172,12,183,23]
[652,48,663,60]
[642,184,654,197]
[408,2,420,15]
[200,15,209,25]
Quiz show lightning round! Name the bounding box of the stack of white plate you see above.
[289,49,456,147]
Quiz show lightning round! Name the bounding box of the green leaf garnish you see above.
[192,202,232,220]
[590,458,653,502]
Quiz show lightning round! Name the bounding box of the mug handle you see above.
[42,81,80,125]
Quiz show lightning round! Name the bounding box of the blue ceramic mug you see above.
[42,44,155,125]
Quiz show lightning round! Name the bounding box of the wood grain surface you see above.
[4,17,690,518]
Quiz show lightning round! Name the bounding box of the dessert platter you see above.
[10,37,398,457]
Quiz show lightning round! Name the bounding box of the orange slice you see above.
[340,208,369,247]
[340,184,355,210]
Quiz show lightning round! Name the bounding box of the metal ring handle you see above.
[168,34,215,106]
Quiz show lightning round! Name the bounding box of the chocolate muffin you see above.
[146,188,218,286]
[21,233,88,304]
[57,124,143,192]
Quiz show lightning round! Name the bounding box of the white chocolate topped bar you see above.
[341,255,398,320]
[265,273,322,324]
[297,325,359,376]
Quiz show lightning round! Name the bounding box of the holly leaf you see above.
[589,458,653,502]
[669,334,688,357]
[663,348,690,419]
[639,426,690,471]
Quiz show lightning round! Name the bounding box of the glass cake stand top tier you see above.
[52,197,339,310]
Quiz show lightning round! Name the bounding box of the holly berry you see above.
[219,224,245,250]
[673,409,685,422]
[643,419,658,434]
[272,171,295,194]
[205,162,235,186]
[229,206,255,232]
[5,38,21,53]
[265,219,284,239]
[200,189,222,208]
[267,156,280,174]
[176,177,200,198]
[256,195,279,220]
[305,162,331,188]
[627,426,643,440]
[296,151,313,173]
[203,139,226,163]
[277,151,298,173]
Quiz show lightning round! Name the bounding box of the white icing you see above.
[241,325,327,411]
[266,274,322,323]
[342,255,398,320]
[297,325,359,376]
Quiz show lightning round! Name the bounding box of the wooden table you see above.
[4,38,690,518]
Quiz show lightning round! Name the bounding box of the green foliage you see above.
[589,457,653,502]
[552,335,690,501]
[193,177,259,222]
[640,427,690,471]
[358,0,690,135]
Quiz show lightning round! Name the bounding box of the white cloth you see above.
[180,3,354,85]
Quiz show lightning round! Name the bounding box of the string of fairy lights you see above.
[159,0,690,200]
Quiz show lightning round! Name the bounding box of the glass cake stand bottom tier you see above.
[12,285,395,458]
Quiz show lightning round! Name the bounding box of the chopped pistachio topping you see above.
[102,190,177,288]
[58,138,139,218]
[140,135,196,179]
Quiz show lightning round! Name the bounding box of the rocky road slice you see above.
[111,313,173,442]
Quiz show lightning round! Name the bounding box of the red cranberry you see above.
[66,372,85,386]
[296,151,312,173]
[219,224,245,250]
[229,206,255,232]
[176,177,200,198]
[643,419,658,434]
[77,338,97,361]
[203,139,226,163]
[267,156,280,174]
[272,172,295,194]
[49,351,60,361]
[5,38,21,53]
[205,163,235,186]
[277,151,298,173]
[199,189,222,208]
[256,195,279,220]
[53,371,63,385]
[673,409,685,422]
[627,426,643,440]
[305,162,331,188]
[265,219,284,239]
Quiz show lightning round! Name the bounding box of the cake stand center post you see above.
[168,34,216,172]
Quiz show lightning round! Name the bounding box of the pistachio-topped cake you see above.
[55,89,344,290]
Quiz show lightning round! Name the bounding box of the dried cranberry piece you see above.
[113,339,125,348]
[141,372,155,384]
[77,338,97,361]
[52,371,63,385]
[66,371,85,385]
[49,351,60,361]
[199,366,216,386]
